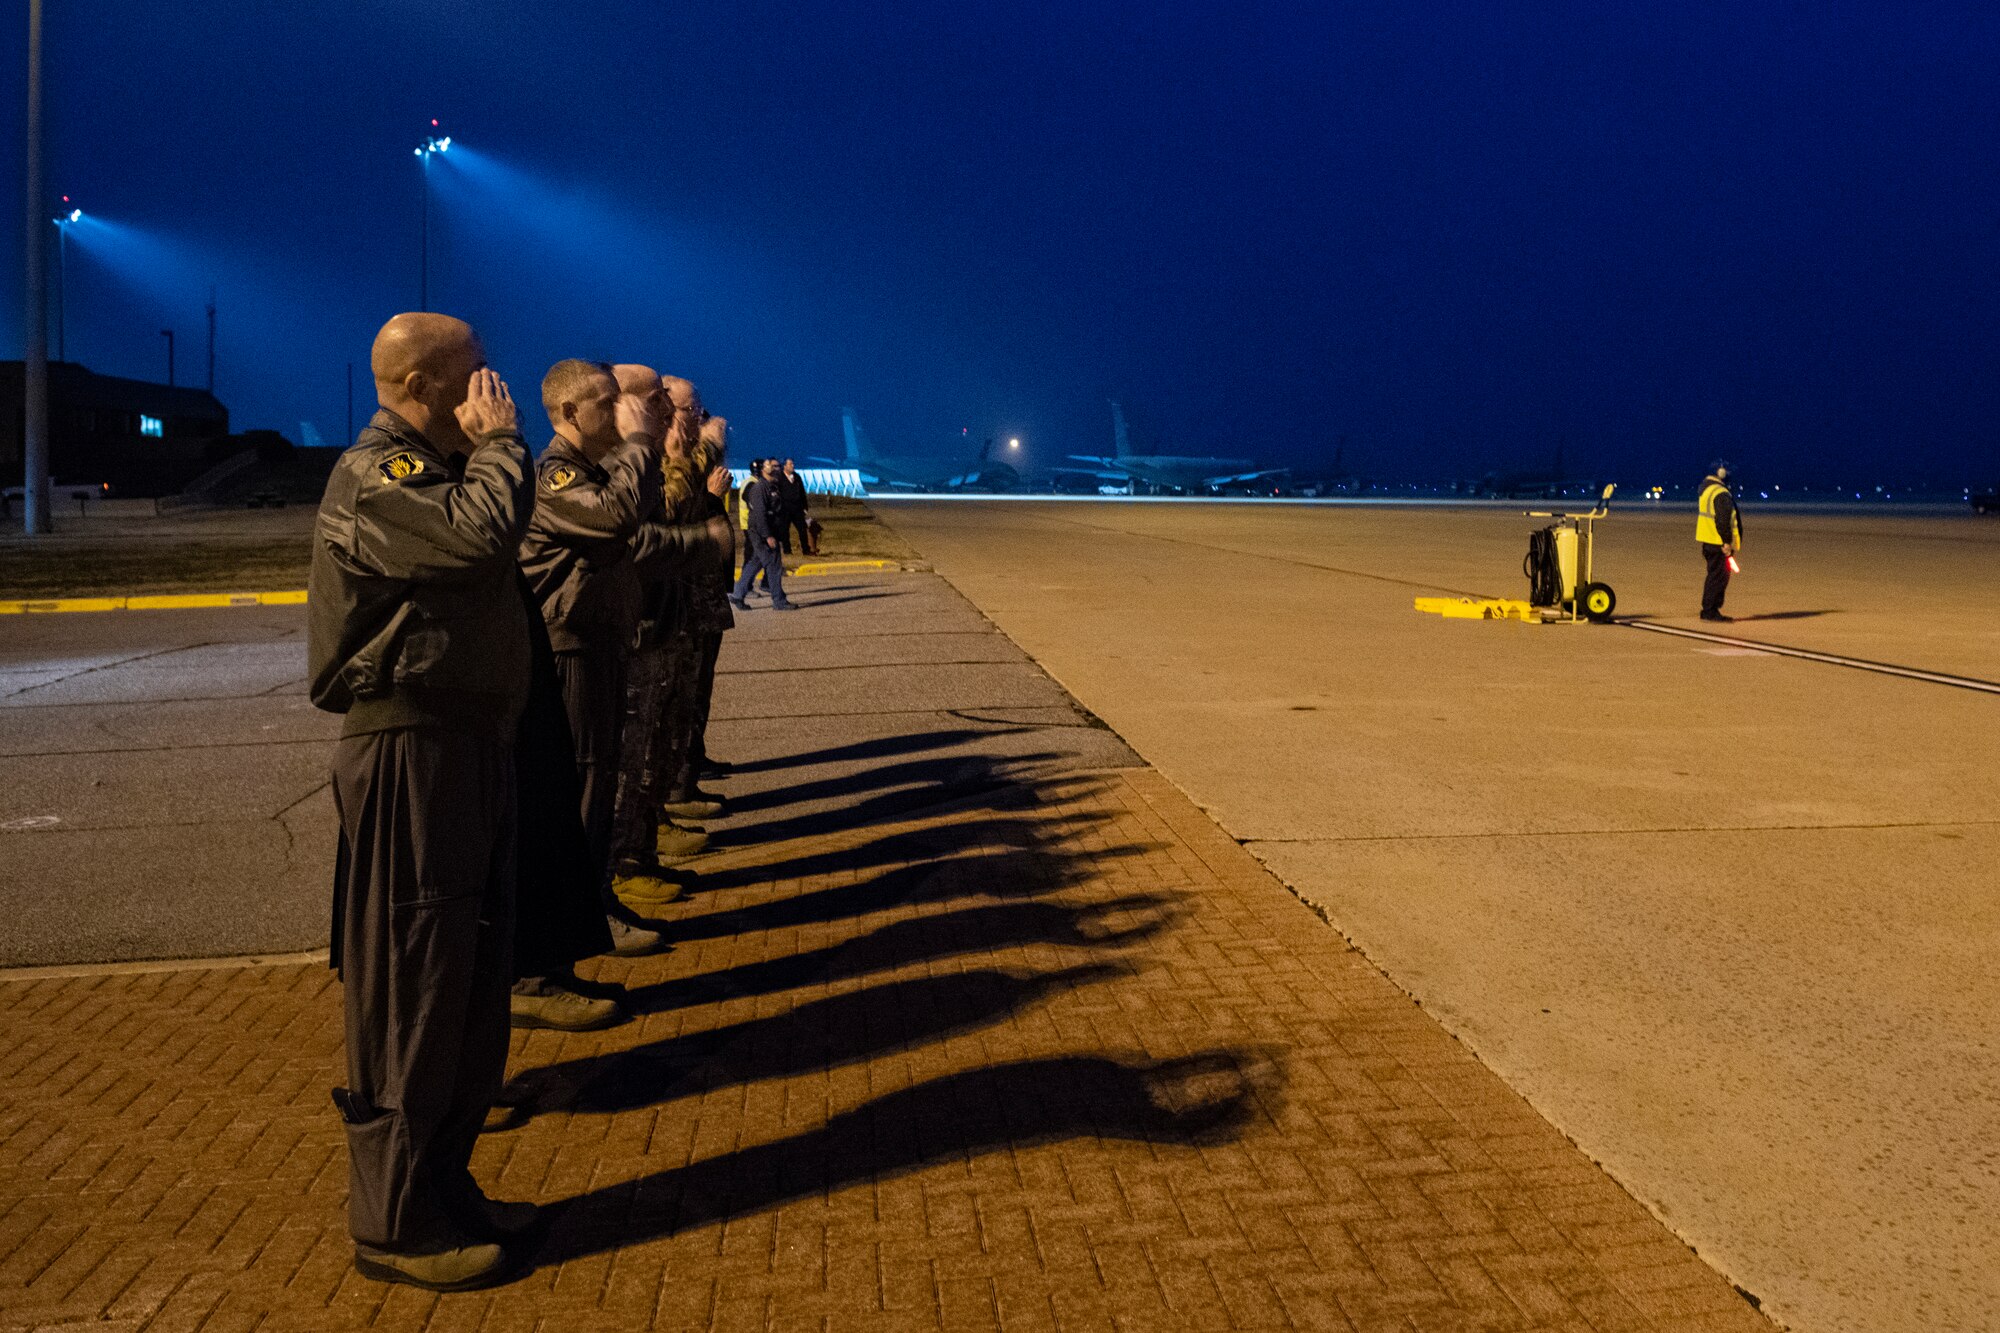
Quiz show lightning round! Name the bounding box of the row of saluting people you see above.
[307,310,795,1291]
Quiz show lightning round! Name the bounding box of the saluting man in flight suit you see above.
[308,311,538,1292]
[517,360,730,958]
[1696,460,1744,622]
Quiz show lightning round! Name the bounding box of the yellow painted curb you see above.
[792,559,899,576]
[0,589,309,615]
[2,564,904,615]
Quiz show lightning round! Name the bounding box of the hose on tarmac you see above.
[1524,526,1562,606]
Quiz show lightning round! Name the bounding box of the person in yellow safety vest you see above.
[1696,460,1744,622]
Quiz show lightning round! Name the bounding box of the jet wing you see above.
[1201,467,1290,488]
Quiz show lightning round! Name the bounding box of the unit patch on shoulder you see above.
[545,464,580,492]
[377,452,425,483]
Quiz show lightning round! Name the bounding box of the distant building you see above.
[1,361,230,497]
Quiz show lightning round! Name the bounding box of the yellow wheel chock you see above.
[1413,596,1539,622]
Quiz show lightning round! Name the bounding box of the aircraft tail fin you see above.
[1109,400,1133,459]
[839,408,864,464]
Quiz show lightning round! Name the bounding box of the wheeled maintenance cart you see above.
[1523,483,1618,622]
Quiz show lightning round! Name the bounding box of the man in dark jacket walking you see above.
[730,457,798,610]
[777,458,813,554]
[308,312,535,1292]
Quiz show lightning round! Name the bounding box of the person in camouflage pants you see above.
[606,367,707,903]
[683,411,738,786]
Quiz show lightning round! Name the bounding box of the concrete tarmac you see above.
[0,574,1129,968]
[878,498,2000,1333]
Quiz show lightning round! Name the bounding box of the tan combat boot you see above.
[606,914,666,958]
[613,869,687,906]
[509,983,624,1032]
[353,1240,508,1292]
[655,823,709,861]
[659,794,724,820]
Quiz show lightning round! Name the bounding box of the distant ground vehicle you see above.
[1973,489,1998,515]
[1,481,107,518]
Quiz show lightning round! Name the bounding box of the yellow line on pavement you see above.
[790,558,901,575]
[0,949,329,982]
[0,589,310,615]
[0,567,903,615]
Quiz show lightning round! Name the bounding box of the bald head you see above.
[612,363,661,396]
[661,376,700,414]
[659,376,700,460]
[372,313,477,388]
[611,363,670,450]
[370,312,486,452]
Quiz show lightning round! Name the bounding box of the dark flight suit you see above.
[308,409,532,1252]
[518,435,661,894]
[510,572,614,979]
[520,436,715,894]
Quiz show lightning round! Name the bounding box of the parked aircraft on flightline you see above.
[1460,441,1601,499]
[1061,401,1288,495]
[810,410,1022,493]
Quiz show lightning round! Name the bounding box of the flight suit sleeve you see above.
[533,438,663,552]
[628,518,716,575]
[348,432,532,581]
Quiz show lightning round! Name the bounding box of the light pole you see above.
[161,329,174,386]
[414,123,450,311]
[52,201,78,362]
[22,0,51,534]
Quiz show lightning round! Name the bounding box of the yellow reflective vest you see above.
[1696,479,1740,546]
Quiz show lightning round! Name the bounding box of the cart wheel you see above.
[1581,582,1616,622]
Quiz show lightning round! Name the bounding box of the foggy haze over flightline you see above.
[5,1,1998,488]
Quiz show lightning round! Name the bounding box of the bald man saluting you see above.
[308,313,537,1291]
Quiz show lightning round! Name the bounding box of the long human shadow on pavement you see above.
[666,838,1153,941]
[682,810,1122,896]
[717,726,1038,776]
[508,964,1128,1117]
[530,1048,1280,1266]
[510,749,1281,1280]
[625,894,1182,1014]
[702,761,1103,848]
[717,751,1067,819]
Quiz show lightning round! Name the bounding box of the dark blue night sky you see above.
[5,1,1998,485]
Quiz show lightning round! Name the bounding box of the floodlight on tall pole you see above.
[52,199,78,362]
[414,121,451,312]
[21,0,52,535]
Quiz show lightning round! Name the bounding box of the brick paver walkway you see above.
[0,754,1769,1332]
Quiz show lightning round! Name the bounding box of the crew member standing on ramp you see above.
[1696,461,1744,622]
[308,312,536,1292]
[519,360,665,958]
[687,408,737,781]
[519,360,726,955]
